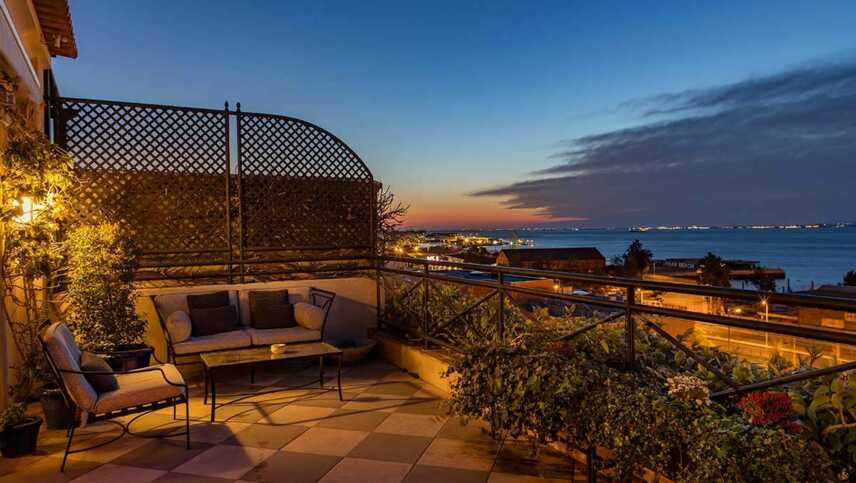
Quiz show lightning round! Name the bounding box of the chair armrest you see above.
[57,366,186,388]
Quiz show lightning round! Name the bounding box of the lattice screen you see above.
[55,99,229,262]
[239,113,374,254]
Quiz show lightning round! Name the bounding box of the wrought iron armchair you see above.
[40,322,190,472]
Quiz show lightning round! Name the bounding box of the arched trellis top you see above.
[46,95,377,280]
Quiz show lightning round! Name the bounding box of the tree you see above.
[376,184,408,255]
[844,270,856,287]
[698,252,730,287]
[622,240,653,277]
[749,268,777,292]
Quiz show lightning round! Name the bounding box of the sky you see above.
[53,1,856,229]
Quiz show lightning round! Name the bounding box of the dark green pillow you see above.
[249,290,296,329]
[190,305,239,336]
[80,352,118,393]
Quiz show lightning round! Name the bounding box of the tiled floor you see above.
[0,360,586,482]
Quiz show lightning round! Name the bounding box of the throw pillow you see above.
[249,290,296,329]
[294,302,326,331]
[165,310,192,343]
[80,352,119,393]
[187,290,230,311]
[190,305,239,337]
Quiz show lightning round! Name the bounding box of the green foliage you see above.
[790,374,856,470]
[622,239,653,277]
[0,402,27,430]
[0,104,75,401]
[64,223,146,351]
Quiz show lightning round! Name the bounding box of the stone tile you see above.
[66,430,151,463]
[153,474,232,483]
[374,413,447,438]
[348,433,432,464]
[283,428,368,457]
[0,456,100,483]
[487,473,571,483]
[393,396,447,416]
[492,441,574,480]
[403,465,489,483]
[340,393,410,413]
[316,409,390,431]
[68,463,166,483]
[223,423,308,449]
[436,417,494,442]
[213,401,287,424]
[111,439,212,471]
[240,450,341,483]
[288,389,358,409]
[267,405,337,427]
[169,421,251,444]
[172,445,275,480]
[363,381,423,397]
[318,457,411,483]
[417,438,498,472]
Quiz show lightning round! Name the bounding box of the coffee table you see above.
[200,342,344,422]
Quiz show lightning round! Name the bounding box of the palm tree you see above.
[622,240,653,278]
[698,252,730,287]
[844,270,856,286]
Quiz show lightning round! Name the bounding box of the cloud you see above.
[472,59,856,226]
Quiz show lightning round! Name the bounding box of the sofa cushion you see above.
[191,305,239,337]
[42,323,97,412]
[187,290,230,311]
[80,352,119,393]
[93,364,185,414]
[249,290,296,329]
[172,330,252,355]
[238,286,310,326]
[295,302,326,331]
[246,327,321,346]
[165,311,192,343]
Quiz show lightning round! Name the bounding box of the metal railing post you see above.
[498,272,505,342]
[375,257,383,329]
[224,102,233,283]
[625,285,636,368]
[423,262,430,348]
[586,446,597,482]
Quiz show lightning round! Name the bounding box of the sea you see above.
[474,227,856,292]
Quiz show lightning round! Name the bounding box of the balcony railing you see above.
[375,255,856,399]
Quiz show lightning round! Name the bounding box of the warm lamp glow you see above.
[12,195,47,224]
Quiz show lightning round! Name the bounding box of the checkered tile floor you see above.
[0,360,586,482]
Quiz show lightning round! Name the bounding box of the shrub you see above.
[64,223,146,351]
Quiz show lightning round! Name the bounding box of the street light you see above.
[760,298,769,321]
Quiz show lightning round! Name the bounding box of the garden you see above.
[382,275,856,482]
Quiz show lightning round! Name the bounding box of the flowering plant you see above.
[737,391,800,433]
[667,374,710,407]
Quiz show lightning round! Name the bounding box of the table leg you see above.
[319,356,325,388]
[203,365,209,405]
[337,354,343,401]
[210,369,216,423]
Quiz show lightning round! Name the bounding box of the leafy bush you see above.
[64,223,146,351]
[0,403,27,430]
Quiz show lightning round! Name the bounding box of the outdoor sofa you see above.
[151,286,335,367]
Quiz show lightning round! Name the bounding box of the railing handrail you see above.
[381,255,856,312]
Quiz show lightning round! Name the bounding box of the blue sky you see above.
[53,1,856,228]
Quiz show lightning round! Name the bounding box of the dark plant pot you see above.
[103,344,153,372]
[0,416,42,458]
[39,386,75,430]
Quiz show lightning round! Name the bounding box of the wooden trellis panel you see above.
[238,112,374,255]
[55,98,229,262]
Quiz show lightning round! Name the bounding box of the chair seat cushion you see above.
[93,364,185,414]
[173,330,252,355]
[247,327,321,346]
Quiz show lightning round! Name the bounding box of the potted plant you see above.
[64,223,150,371]
[38,384,74,430]
[0,403,42,457]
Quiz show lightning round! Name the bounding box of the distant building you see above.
[497,247,605,273]
[796,285,856,330]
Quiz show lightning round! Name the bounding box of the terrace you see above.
[2,88,856,483]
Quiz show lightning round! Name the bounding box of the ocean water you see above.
[477,227,856,291]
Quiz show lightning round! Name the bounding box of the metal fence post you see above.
[586,446,597,482]
[423,262,430,348]
[224,102,233,283]
[498,272,505,342]
[625,285,636,368]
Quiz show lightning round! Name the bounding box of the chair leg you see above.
[185,396,191,450]
[173,399,177,420]
[61,424,76,472]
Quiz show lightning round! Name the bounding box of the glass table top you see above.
[200,342,342,369]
